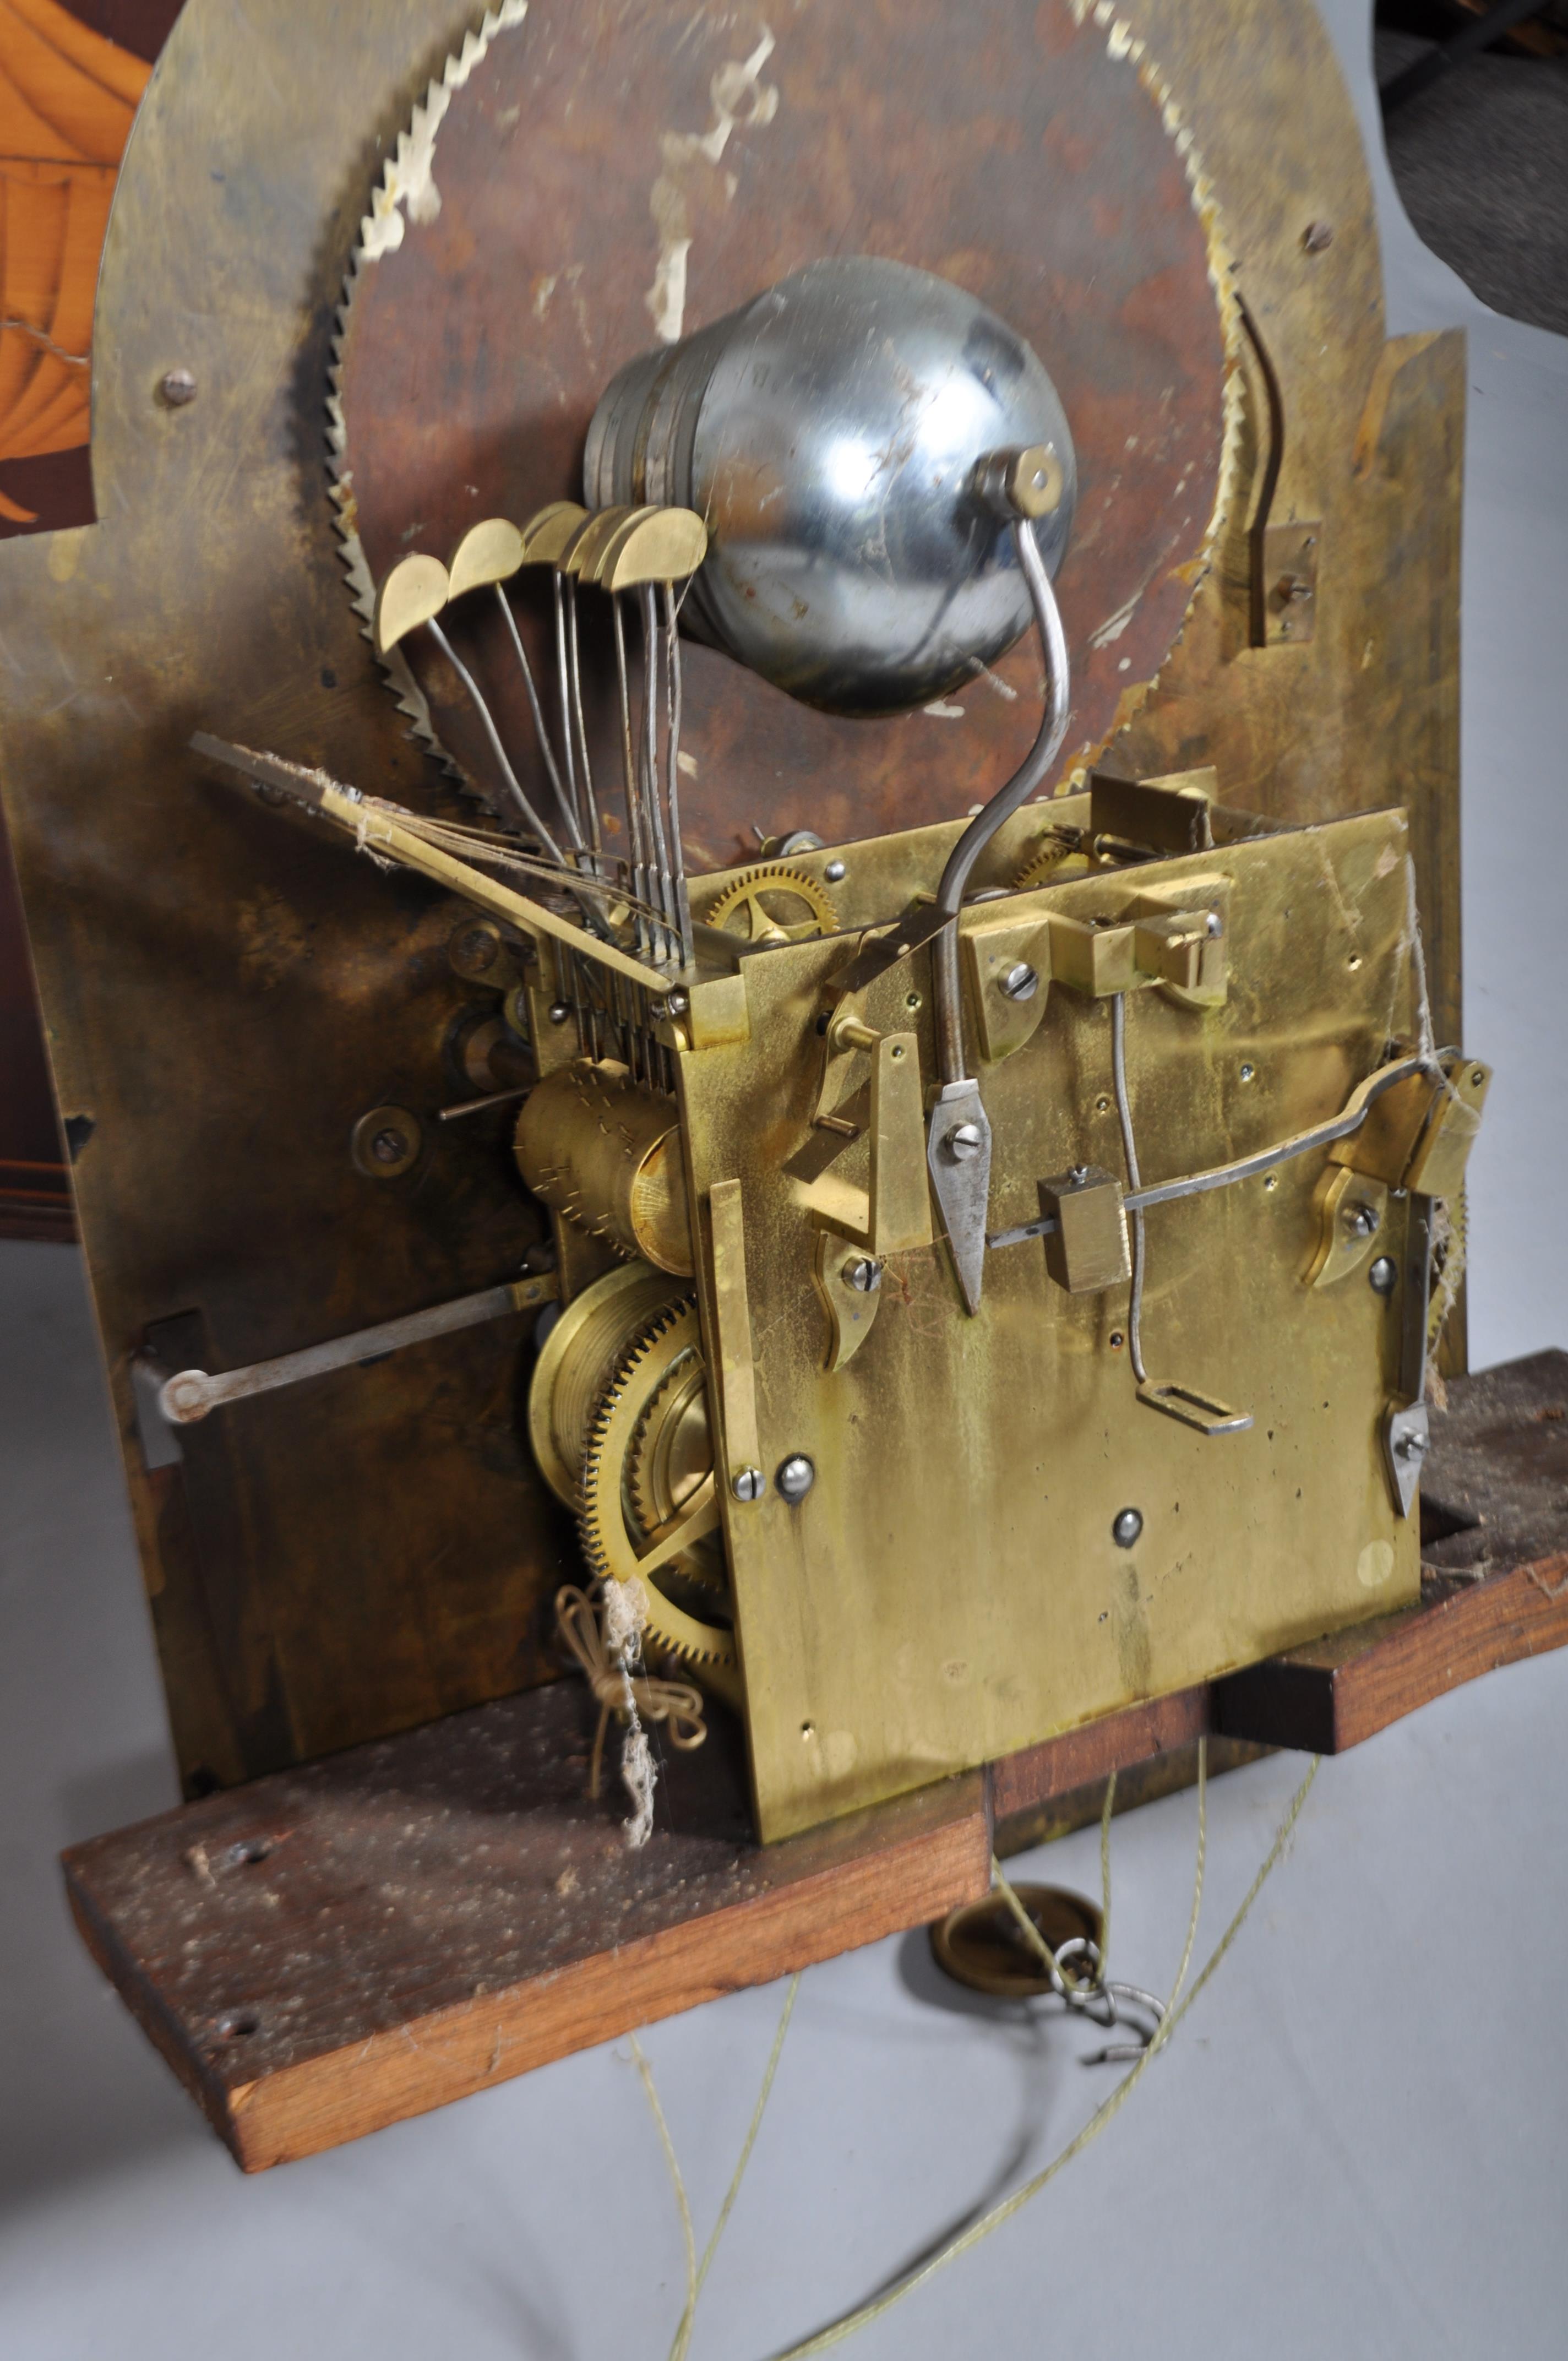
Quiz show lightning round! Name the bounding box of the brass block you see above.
[960,912,1053,1062]
[1406,1059,1490,1199]
[1047,913,1137,996]
[1132,909,1215,993]
[1039,1166,1130,1294]
[687,972,750,1051]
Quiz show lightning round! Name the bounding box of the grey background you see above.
[2,5,1566,2354]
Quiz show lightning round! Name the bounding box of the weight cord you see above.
[630,1742,1321,2358]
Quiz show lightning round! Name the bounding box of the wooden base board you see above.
[63,1350,1568,2169]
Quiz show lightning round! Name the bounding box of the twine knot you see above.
[555,1585,706,1840]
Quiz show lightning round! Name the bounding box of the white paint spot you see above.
[676,750,698,777]
[646,29,779,344]
[924,700,967,720]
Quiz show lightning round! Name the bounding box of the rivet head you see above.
[731,1466,765,1503]
[777,1453,815,1503]
[824,859,847,884]
[548,1001,571,1025]
[1368,1255,1398,1298]
[1239,1062,1256,1083]
[844,1257,882,1294]
[999,961,1039,1002]
[946,1122,984,1163]
[1112,1506,1144,1549]
[159,368,197,406]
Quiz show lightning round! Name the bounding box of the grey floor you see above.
[3,6,1567,2355]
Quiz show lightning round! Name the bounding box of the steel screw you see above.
[548,1001,571,1025]
[371,1128,406,1166]
[1368,1255,1398,1297]
[777,1454,816,1503]
[1068,1164,1090,1187]
[946,1122,984,1163]
[159,368,197,406]
[732,1466,765,1502]
[1343,1200,1381,1238]
[1239,1062,1256,1083]
[999,961,1039,1002]
[824,859,847,884]
[1395,1428,1428,1463]
[1112,1506,1144,1549]
[844,1257,882,1293]
[665,989,690,1016]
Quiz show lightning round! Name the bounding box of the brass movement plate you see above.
[682,810,1422,1840]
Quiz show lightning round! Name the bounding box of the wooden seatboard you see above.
[63,1350,1568,2169]
[62,1683,989,2171]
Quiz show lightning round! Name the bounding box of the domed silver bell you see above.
[584,255,1076,717]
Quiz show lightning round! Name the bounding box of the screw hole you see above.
[218,2011,260,2041]
[228,1838,271,1867]
[1108,1331,1125,1351]
[801,1722,814,1742]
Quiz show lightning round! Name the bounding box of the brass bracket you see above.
[1303,1166,1390,1288]
[806,1029,932,1258]
[708,1177,762,1497]
[1260,521,1320,646]
[960,911,1053,1063]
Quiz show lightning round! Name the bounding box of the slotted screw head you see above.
[731,1466,764,1502]
[999,961,1039,1002]
[946,1122,984,1163]
[844,1257,882,1293]
[1369,1255,1398,1297]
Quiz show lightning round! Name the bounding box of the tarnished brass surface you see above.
[0,0,1464,1791]
[514,1060,693,1276]
[683,808,1423,1840]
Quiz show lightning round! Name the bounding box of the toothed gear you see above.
[628,1355,731,1606]
[578,1301,741,1704]
[1014,830,1094,890]
[703,864,839,945]
[326,1,529,793]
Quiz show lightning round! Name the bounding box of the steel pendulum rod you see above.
[661,580,693,969]
[492,585,580,852]
[638,582,678,963]
[423,617,565,864]
[612,596,652,958]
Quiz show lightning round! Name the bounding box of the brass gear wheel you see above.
[579,1299,741,1706]
[629,1353,731,1606]
[1014,829,1093,891]
[702,863,839,945]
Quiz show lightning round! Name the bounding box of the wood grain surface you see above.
[63,1351,1568,2170]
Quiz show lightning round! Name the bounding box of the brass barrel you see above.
[514,1058,693,1277]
